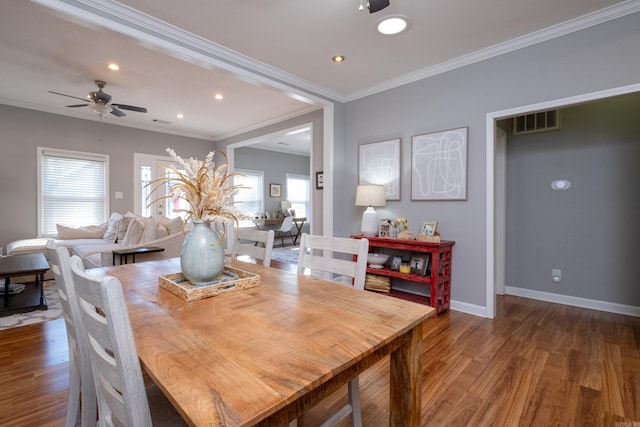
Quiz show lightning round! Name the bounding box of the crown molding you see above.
[32,0,344,103]
[33,0,640,105]
[345,0,640,101]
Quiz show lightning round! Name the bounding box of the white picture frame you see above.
[411,127,468,201]
[358,138,401,201]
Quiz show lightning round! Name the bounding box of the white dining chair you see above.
[275,215,295,247]
[231,228,275,267]
[46,241,97,427]
[294,233,369,427]
[68,255,187,427]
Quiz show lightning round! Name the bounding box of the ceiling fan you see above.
[48,80,147,117]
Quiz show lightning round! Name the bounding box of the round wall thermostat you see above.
[551,180,571,190]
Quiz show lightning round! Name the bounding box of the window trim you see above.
[37,147,110,237]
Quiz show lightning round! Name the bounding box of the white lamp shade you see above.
[355,185,386,207]
[280,200,292,209]
[355,185,385,236]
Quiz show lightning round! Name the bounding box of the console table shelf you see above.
[351,235,455,315]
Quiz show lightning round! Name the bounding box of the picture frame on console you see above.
[410,254,430,275]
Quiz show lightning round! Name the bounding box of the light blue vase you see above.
[180,221,225,284]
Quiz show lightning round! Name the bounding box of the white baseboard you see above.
[450,300,490,318]
[505,286,640,318]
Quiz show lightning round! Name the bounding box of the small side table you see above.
[112,246,165,265]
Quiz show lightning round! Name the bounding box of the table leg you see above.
[389,321,423,426]
[293,221,304,245]
[37,273,45,307]
[3,278,8,308]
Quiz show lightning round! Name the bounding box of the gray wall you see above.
[505,93,640,306]
[234,146,310,214]
[337,12,640,310]
[0,105,214,251]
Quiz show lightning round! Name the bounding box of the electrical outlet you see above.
[552,269,561,283]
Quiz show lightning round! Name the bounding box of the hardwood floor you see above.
[1,264,638,426]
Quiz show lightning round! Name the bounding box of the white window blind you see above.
[234,169,264,227]
[39,148,108,237]
[286,174,310,218]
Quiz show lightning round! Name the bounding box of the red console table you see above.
[351,235,455,315]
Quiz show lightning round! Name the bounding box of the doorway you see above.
[487,83,640,318]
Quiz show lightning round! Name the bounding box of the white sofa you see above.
[7,212,187,269]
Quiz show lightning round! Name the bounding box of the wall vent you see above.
[513,110,560,135]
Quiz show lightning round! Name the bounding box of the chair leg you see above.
[65,355,81,427]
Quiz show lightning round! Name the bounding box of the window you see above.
[286,174,310,218]
[38,147,109,237]
[234,169,264,227]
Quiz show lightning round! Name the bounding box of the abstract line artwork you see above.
[411,127,468,201]
[358,138,401,200]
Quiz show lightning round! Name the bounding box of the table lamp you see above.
[355,185,386,236]
[280,200,292,210]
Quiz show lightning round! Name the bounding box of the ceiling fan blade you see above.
[112,103,147,113]
[48,91,88,102]
[110,108,126,117]
[66,104,89,108]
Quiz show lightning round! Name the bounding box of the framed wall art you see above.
[411,127,468,201]
[269,183,281,198]
[358,138,401,200]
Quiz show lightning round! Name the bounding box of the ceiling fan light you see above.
[90,103,113,116]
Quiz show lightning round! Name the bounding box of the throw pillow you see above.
[125,211,153,226]
[159,216,184,235]
[139,218,158,244]
[120,219,145,246]
[139,219,169,244]
[103,212,123,243]
[56,223,108,239]
[116,216,134,242]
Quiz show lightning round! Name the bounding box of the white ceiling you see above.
[0,0,637,154]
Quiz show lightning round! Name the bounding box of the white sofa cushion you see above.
[56,223,108,239]
[103,212,122,243]
[72,242,121,260]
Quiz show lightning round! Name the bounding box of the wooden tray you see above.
[159,266,260,302]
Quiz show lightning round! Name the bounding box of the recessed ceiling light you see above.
[377,15,410,35]
[214,93,223,100]
[108,63,120,71]
[332,55,345,63]
[177,113,184,119]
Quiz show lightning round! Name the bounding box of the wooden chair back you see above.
[69,255,153,427]
[231,228,275,267]
[296,234,369,289]
[46,241,96,427]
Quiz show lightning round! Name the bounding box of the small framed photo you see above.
[410,255,428,275]
[316,171,324,189]
[420,220,438,237]
[270,183,281,198]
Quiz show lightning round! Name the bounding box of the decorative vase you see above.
[181,220,225,284]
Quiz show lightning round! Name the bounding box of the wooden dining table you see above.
[89,257,434,426]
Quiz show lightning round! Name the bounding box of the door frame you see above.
[485,82,640,318]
